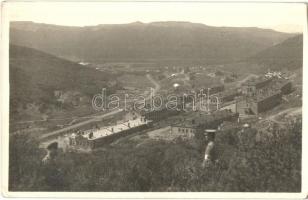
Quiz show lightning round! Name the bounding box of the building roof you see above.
[213,89,239,99]
[172,110,236,129]
[71,118,151,140]
[221,100,237,107]
[172,120,198,129]
[274,78,291,88]
[251,88,281,102]
[205,129,217,133]
[242,77,272,87]
[47,142,58,150]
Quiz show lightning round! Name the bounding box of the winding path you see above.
[236,74,258,87]
[261,107,302,124]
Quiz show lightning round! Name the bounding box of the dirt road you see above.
[236,74,258,87]
[262,107,302,124]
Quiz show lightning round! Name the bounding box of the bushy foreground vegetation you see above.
[9,120,301,192]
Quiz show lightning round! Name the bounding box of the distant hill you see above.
[10,45,117,119]
[10,21,293,64]
[248,35,303,71]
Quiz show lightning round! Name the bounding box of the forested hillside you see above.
[10,21,293,64]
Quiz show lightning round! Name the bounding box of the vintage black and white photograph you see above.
[1,1,306,195]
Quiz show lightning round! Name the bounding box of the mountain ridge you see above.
[10,21,294,64]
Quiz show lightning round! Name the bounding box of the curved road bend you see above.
[261,107,302,125]
[236,74,258,87]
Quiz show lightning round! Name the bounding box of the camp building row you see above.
[209,76,292,115]
[236,77,292,115]
[67,116,152,150]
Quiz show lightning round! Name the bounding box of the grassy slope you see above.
[10,44,117,119]
[248,34,303,71]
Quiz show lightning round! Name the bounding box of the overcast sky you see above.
[6,2,306,33]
